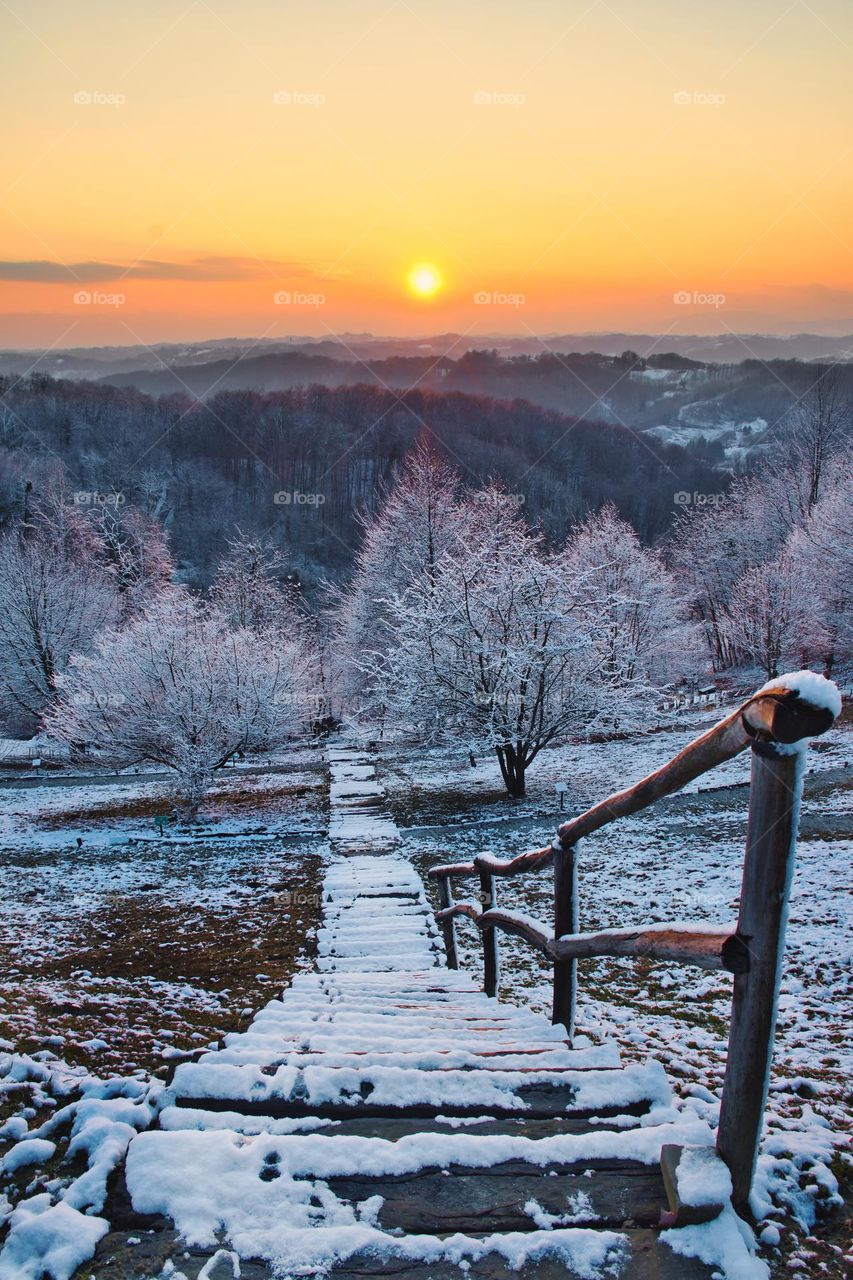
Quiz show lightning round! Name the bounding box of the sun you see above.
[408,263,442,298]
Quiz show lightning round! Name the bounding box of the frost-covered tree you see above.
[334,438,466,722]
[0,530,118,734]
[88,505,173,619]
[777,374,851,518]
[45,593,314,819]
[210,530,298,634]
[670,392,850,676]
[724,556,798,680]
[366,492,605,796]
[562,505,685,687]
[786,461,853,674]
[211,530,326,722]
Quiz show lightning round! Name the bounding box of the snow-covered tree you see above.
[777,374,851,518]
[210,530,298,634]
[670,391,850,676]
[365,491,605,796]
[45,593,314,819]
[785,461,853,673]
[211,529,326,722]
[724,555,798,680]
[0,531,118,734]
[88,505,173,619]
[561,505,686,687]
[334,438,466,723]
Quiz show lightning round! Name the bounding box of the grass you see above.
[36,778,326,828]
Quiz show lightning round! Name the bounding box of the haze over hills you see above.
[2,330,852,381]
[3,332,848,477]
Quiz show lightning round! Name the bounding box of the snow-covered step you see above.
[158,1107,656,1141]
[168,1060,670,1121]
[192,1046,620,1072]
[327,750,403,852]
[123,1127,720,1277]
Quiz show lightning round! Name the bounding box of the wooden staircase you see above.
[87,746,739,1279]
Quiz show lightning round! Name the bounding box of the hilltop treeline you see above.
[0,376,721,586]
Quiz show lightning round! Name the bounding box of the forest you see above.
[0,374,722,587]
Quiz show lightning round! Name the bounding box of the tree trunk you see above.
[173,763,212,822]
[495,744,526,797]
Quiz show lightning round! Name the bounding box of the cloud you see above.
[0,257,323,283]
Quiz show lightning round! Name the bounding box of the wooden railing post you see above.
[436,875,458,969]
[479,869,499,997]
[552,841,577,1038]
[717,741,804,1218]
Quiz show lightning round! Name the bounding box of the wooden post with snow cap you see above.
[479,868,499,997]
[436,874,458,969]
[551,840,577,1038]
[715,673,840,1217]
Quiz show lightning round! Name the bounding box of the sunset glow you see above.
[408,264,442,298]
[1,1,851,345]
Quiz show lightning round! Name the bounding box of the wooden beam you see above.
[436,875,458,969]
[473,847,555,878]
[476,908,556,960]
[660,1145,727,1227]
[552,925,748,973]
[479,869,499,998]
[552,842,578,1037]
[429,861,476,879]
[435,901,482,924]
[717,743,803,1216]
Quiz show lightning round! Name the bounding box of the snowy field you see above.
[379,708,852,1275]
[0,746,332,1277]
[0,718,849,1276]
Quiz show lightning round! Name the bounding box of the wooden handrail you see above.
[553,924,749,973]
[436,900,482,924]
[426,681,838,884]
[438,907,749,973]
[427,674,840,1215]
[429,861,476,879]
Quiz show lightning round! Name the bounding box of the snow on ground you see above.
[0,744,330,1276]
[386,709,851,1274]
[0,720,849,1277]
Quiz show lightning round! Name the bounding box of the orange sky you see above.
[2,0,852,347]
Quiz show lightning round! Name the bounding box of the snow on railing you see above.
[429,671,841,1215]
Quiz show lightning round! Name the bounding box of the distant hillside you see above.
[91,348,853,474]
[0,376,722,588]
[1,330,851,381]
